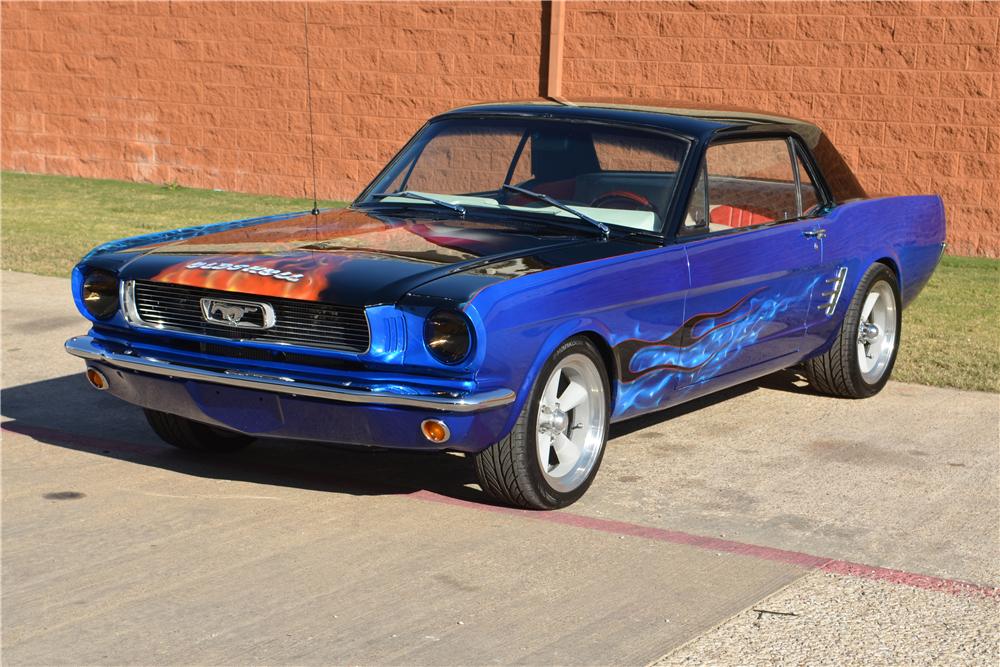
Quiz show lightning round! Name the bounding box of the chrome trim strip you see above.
[65,335,515,413]
[121,279,141,324]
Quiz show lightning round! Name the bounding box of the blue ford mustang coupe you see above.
[66,101,945,509]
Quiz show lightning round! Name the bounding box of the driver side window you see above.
[682,137,810,235]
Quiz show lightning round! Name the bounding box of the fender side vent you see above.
[818,266,848,316]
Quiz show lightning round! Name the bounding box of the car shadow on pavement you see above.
[610,368,819,439]
[3,369,819,505]
[2,373,489,504]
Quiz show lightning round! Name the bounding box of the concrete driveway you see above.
[3,270,997,665]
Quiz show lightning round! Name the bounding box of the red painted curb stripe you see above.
[5,420,998,599]
[817,560,997,598]
[410,490,830,568]
[410,490,999,599]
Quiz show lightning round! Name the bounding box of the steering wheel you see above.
[589,190,654,211]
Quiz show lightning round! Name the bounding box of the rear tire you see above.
[805,263,901,398]
[474,336,610,510]
[144,409,254,452]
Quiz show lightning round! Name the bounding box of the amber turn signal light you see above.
[420,419,450,444]
[85,368,109,391]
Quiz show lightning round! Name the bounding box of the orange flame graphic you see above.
[151,252,348,300]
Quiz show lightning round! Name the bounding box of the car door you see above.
[793,140,850,352]
[676,136,826,388]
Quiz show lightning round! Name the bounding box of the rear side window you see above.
[681,137,817,235]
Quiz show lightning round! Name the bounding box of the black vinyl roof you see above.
[439,99,821,143]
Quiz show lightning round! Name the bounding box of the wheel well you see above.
[575,331,618,403]
[875,256,901,286]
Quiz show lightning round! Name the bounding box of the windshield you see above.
[358,117,689,234]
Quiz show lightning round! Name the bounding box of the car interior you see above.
[381,123,820,237]
[510,129,678,214]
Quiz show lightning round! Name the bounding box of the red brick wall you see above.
[1,1,543,200]
[560,0,999,256]
[2,1,997,256]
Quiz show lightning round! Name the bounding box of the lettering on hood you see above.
[185,261,304,283]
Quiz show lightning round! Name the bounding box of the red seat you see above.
[710,205,774,228]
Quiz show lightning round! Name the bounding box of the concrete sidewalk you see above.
[3,271,997,665]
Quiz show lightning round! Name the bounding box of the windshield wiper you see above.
[370,191,465,217]
[501,184,609,238]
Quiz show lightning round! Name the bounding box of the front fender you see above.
[500,317,618,437]
[466,242,689,438]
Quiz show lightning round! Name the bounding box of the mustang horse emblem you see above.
[199,298,275,329]
[212,303,251,324]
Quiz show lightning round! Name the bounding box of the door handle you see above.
[803,228,827,239]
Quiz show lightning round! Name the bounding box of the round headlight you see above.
[81,270,119,319]
[423,310,472,365]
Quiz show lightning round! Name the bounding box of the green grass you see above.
[894,255,999,393]
[2,172,997,392]
[1,171,346,277]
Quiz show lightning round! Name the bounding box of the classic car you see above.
[66,101,946,509]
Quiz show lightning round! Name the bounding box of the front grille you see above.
[129,281,370,353]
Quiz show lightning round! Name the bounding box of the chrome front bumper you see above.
[64,335,515,413]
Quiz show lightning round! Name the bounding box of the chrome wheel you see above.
[856,279,897,383]
[535,353,606,493]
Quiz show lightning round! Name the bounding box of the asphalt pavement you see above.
[3,270,997,665]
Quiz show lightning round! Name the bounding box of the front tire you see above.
[805,262,901,398]
[474,336,610,510]
[144,409,254,452]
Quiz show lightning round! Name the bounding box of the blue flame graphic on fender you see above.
[612,278,821,417]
